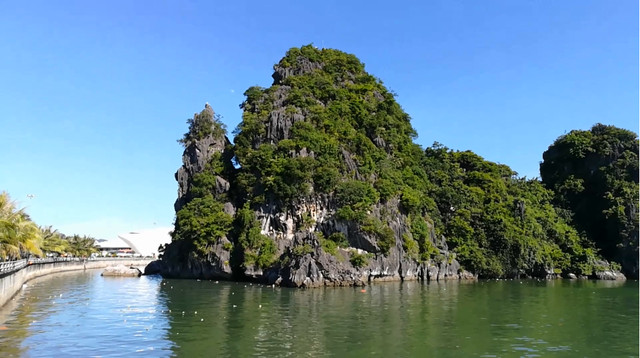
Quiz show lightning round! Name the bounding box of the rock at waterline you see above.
[143,260,165,275]
[101,265,142,277]
[595,270,626,281]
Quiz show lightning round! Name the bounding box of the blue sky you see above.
[1,1,637,240]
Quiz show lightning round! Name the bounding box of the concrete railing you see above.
[0,259,28,275]
[0,257,153,308]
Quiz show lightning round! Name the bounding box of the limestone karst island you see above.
[146,45,639,286]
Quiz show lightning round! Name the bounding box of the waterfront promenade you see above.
[0,257,152,308]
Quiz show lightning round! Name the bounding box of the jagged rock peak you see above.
[271,44,364,85]
[202,102,214,115]
[174,103,231,212]
[272,57,322,85]
[178,102,227,146]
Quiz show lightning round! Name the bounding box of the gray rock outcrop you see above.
[101,265,142,277]
[143,260,165,275]
[174,103,232,212]
[593,260,626,280]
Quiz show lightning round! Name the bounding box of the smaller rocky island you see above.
[101,265,142,277]
[149,45,638,286]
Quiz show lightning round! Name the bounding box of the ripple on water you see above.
[0,270,173,357]
[0,274,637,357]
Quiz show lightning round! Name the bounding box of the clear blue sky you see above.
[1,1,637,240]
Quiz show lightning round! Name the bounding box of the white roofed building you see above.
[117,227,173,257]
[96,237,132,257]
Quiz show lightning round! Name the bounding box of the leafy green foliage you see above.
[178,107,226,147]
[313,165,340,192]
[0,192,43,259]
[170,110,238,260]
[335,180,379,222]
[188,153,228,199]
[64,234,98,257]
[292,244,313,256]
[335,180,379,208]
[328,232,349,248]
[40,226,70,256]
[541,124,639,276]
[360,217,395,255]
[402,234,419,260]
[172,195,233,257]
[421,145,599,278]
[233,45,418,208]
[349,252,370,268]
[320,238,338,256]
[409,215,439,262]
[0,192,100,259]
[234,204,276,268]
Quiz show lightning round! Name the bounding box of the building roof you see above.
[96,237,130,249]
[117,227,172,257]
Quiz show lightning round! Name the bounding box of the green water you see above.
[0,271,637,357]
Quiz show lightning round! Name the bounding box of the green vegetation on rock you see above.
[166,45,637,283]
[421,145,598,277]
[170,107,235,261]
[540,124,639,277]
[172,195,233,257]
[178,108,227,147]
[234,203,276,269]
[349,252,371,268]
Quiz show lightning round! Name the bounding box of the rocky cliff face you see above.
[160,46,476,286]
[163,104,235,280]
[250,192,473,288]
[174,104,231,213]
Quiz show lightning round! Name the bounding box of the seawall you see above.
[0,259,152,308]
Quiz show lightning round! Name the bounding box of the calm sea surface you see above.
[0,270,637,357]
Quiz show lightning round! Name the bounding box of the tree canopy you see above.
[540,124,639,277]
[0,192,98,260]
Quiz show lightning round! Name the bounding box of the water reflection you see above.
[0,270,173,357]
[161,278,638,357]
[0,272,637,357]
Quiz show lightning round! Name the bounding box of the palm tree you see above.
[0,192,43,260]
[66,234,98,257]
[40,226,70,256]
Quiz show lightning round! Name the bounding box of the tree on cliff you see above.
[422,144,603,277]
[178,104,227,147]
[540,124,639,277]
